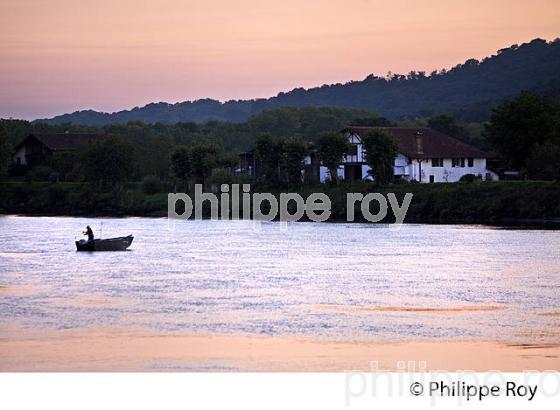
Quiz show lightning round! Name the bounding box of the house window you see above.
[460,158,465,167]
[452,158,460,167]
[431,158,443,167]
[468,158,474,167]
[429,175,435,183]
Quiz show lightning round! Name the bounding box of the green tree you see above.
[81,135,135,189]
[47,151,78,180]
[215,150,238,170]
[248,107,390,140]
[254,134,283,184]
[171,144,234,189]
[485,92,560,170]
[0,125,11,177]
[189,143,222,187]
[142,175,163,194]
[315,132,349,184]
[171,146,192,181]
[136,135,172,179]
[428,114,468,141]
[527,142,560,180]
[361,130,399,185]
[281,138,307,186]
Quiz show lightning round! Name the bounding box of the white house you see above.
[305,127,498,183]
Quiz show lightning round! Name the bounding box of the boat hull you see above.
[75,235,134,251]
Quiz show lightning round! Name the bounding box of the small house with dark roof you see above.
[304,127,498,183]
[12,133,103,167]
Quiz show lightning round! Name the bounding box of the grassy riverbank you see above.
[0,180,559,226]
[0,181,169,217]
[297,180,560,226]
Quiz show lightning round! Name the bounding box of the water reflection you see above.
[0,216,559,343]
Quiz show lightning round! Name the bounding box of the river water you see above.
[0,216,559,343]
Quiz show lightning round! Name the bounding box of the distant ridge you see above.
[35,38,560,125]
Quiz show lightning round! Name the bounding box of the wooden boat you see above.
[75,235,134,251]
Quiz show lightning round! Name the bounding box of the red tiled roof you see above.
[342,127,489,158]
[16,133,104,151]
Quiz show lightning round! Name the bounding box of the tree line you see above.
[0,107,390,189]
[1,91,560,189]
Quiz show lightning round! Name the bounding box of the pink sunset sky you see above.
[1,0,559,120]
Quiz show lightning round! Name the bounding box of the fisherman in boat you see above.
[83,226,94,243]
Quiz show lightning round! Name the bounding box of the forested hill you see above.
[36,38,560,126]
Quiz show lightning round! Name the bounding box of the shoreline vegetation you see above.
[1,180,559,228]
[2,92,560,228]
